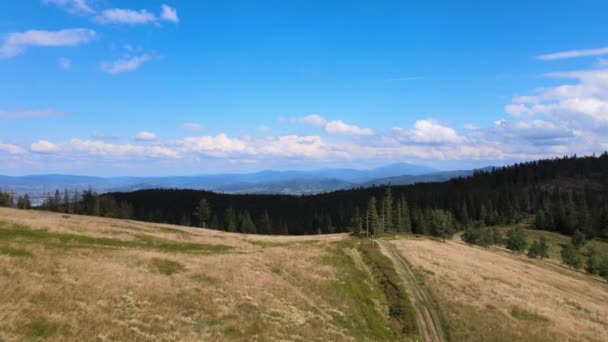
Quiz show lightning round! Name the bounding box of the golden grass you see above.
[0,207,393,341]
[390,236,608,341]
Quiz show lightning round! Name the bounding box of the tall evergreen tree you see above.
[257,210,272,235]
[194,198,212,228]
[239,210,256,234]
[382,187,394,232]
[366,196,380,237]
[223,206,237,232]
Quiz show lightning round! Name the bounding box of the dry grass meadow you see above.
[2,206,608,341]
[390,234,608,341]
[0,207,414,341]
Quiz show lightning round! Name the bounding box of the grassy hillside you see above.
[1,208,607,341]
[0,208,416,341]
[391,234,608,341]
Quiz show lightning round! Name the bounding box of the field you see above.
[0,208,414,341]
[391,233,608,341]
[1,207,607,341]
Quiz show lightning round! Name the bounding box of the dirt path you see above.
[377,239,447,342]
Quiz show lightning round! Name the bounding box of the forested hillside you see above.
[2,153,607,237]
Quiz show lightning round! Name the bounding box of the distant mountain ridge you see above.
[0,162,490,199]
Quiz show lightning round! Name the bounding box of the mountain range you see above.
[0,163,492,200]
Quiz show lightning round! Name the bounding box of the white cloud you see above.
[59,57,72,69]
[100,54,150,74]
[0,108,63,118]
[134,131,157,141]
[299,114,327,126]
[0,28,96,59]
[258,125,270,132]
[160,4,179,23]
[505,69,608,125]
[31,140,59,153]
[538,46,608,61]
[43,0,94,15]
[393,119,463,144]
[324,120,374,136]
[463,123,479,130]
[290,114,374,136]
[94,8,157,25]
[180,123,203,131]
[94,5,179,25]
[0,141,24,154]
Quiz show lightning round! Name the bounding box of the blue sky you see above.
[1,0,608,176]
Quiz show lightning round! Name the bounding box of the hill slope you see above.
[1,208,606,341]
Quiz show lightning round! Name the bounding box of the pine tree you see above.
[428,209,454,242]
[63,188,70,213]
[257,210,272,234]
[349,207,363,236]
[223,206,237,232]
[239,210,256,234]
[382,188,393,232]
[366,196,380,237]
[194,198,212,228]
[401,197,412,233]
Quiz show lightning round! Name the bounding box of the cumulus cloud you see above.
[0,108,64,118]
[134,131,157,141]
[290,114,374,136]
[160,4,179,23]
[94,4,179,25]
[299,114,327,126]
[393,119,464,145]
[94,8,157,25]
[0,141,24,154]
[31,140,60,153]
[0,28,96,59]
[100,54,150,74]
[491,120,574,146]
[43,0,94,15]
[538,46,608,61]
[504,69,608,126]
[324,120,374,136]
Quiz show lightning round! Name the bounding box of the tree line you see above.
[1,153,607,238]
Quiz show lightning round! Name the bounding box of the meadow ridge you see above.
[1,207,606,341]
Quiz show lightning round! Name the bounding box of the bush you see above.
[560,243,582,269]
[571,230,586,249]
[506,227,528,253]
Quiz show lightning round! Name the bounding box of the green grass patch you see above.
[358,240,420,338]
[247,239,318,248]
[26,319,57,338]
[0,245,32,257]
[496,224,608,261]
[510,306,550,323]
[0,221,231,255]
[322,240,396,341]
[150,258,186,275]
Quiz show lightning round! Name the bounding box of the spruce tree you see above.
[382,188,393,232]
[366,196,379,237]
[257,210,272,234]
[194,198,212,228]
